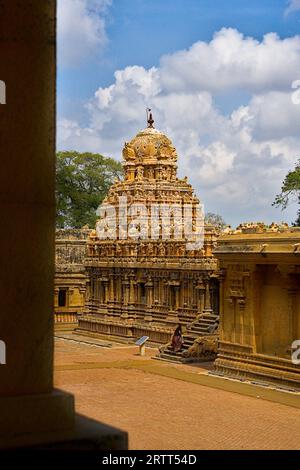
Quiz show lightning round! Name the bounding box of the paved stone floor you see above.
[54,337,300,450]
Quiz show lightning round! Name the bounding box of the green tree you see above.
[56,151,123,228]
[205,212,227,230]
[273,159,300,227]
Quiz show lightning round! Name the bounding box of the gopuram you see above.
[77,113,220,344]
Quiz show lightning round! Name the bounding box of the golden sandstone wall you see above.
[54,229,91,328]
[213,223,300,390]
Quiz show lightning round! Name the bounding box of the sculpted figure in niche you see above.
[178,245,186,256]
[116,244,122,257]
[123,142,135,161]
[143,142,156,157]
[170,167,176,181]
[147,190,155,201]
[136,167,144,181]
[148,167,154,179]
[159,145,172,159]
[158,243,165,257]
[156,168,162,180]
[161,167,167,179]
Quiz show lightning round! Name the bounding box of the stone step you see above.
[183,339,194,346]
[189,326,210,333]
[198,318,218,325]
[154,355,193,364]
[194,325,212,330]
[158,353,185,363]
[197,318,217,325]
[183,336,195,342]
[200,313,220,318]
[165,347,188,355]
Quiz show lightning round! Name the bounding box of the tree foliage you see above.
[56,151,123,228]
[273,159,300,227]
[205,212,226,230]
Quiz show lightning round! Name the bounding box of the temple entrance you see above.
[169,286,176,310]
[140,283,146,304]
[210,278,219,315]
[58,288,67,307]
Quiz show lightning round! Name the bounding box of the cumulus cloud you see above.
[160,29,300,93]
[57,0,111,68]
[58,28,300,225]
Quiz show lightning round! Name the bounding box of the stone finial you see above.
[147,108,154,128]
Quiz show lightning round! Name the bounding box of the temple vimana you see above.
[55,116,300,390]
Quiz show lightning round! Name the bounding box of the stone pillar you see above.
[109,274,115,302]
[196,282,205,316]
[144,278,153,322]
[203,278,212,313]
[0,1,127,449]
[146,278,154,308]
[217,271,225,334]
[127,274,136,321]
[103,281,109,304]
[129,277,136,305]
[174,285,180,310]
[120,278,130,319]
[0,0,76,444]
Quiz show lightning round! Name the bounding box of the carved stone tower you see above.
[78,118,219,344]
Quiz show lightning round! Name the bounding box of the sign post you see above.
[135,336,149,356]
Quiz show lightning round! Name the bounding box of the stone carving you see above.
[225,221,293,235]
[183,336,218,359]
[123,142,135,160]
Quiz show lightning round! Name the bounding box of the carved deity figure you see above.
[123,142,135,161]
[147,167,154,179]
[136,166,144,181]
[157,243,166,257]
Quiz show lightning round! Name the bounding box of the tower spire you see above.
[146,108,154,128]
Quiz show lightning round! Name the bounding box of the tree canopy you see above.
[273,159,300,227]
[56,151,123,228]
[204,212,227,231]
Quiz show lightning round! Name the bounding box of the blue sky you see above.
[58,0,300,116]
[57,0,300,226]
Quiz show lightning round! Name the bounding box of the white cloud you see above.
[159,28,300,93]
[57,0,111,68]
[58,28,300,225]
[285,0,300,16]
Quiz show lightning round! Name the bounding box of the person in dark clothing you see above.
[171,325,183,352]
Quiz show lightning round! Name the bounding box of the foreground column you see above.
[0,0,74,445]
[0,0,127,449]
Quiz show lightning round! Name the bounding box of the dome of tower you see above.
[122,126,177,163]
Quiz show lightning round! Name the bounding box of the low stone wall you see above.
[77,316,173,345]
[215,341,300,390]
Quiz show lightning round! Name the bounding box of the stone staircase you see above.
[156,312,219,363]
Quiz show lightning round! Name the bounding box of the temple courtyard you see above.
[54,335,300,450]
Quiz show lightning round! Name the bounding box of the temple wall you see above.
[78,265,219,344]
[54,228,91,327]
[214,227,300,390]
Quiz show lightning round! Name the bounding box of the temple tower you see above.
[78,115,219,344]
